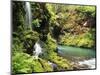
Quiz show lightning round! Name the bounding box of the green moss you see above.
[45,33,57,51]
[40,34,73,71]
[32,60,44,72]
[39,58,53,72]
[48,52,73,70]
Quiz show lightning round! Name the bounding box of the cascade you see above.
[33,41,42,59]
[25,2,32,29]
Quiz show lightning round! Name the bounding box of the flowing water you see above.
[78,58,95,69]
[57,45,96,69]
[25,2,32,29]
[33,42,42,59]
[23,1,96,70]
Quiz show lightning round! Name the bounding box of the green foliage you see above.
[46,4,57,26]
[12,2,96,73]
[12,52,53,74]
[32,59,44,72]
[39,58,53,72]
[12,2,25,32]
[12,30,39,54]
[12,52,33,74]
[45,33,57,51]
[40,34,73,70]
[32,19,41,27]
[41,33,57,59]
[21,30,39,41]
[12,37,25,54]
[76,6,96,18]
[48,52,73,70]
[60,32,95,48]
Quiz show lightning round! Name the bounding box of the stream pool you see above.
[57,45,96,69]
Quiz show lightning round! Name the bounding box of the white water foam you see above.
[33,42,42,59]
[79,58,95,69]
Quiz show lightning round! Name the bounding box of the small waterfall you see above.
[25,2,32,29]
[33,42,42,59]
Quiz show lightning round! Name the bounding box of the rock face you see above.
[73,63,89,70]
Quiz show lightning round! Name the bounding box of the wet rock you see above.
[72,62,89,70]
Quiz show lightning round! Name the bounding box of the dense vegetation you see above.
[12,1,96,74]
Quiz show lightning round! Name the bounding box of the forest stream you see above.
[57,45,96,69]
[12,1,96,73]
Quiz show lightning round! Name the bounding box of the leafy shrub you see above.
[76,6,96,18]
[12,52,34,74]
[60,32,95,48]
[12,52,53,74]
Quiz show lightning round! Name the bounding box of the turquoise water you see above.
[58,45,96,60]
